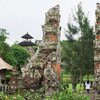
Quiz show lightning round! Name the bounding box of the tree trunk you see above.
[80,68,82,88]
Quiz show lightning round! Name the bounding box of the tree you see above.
[0,28,9,58]
[5,44,30,71]
[62,3,94,84]
[5,51,18,67]
[74,3,94,76]
[0,28,30,71]
[61,40,81,82]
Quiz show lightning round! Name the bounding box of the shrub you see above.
[51,91,90,100]
[0,89,90,100]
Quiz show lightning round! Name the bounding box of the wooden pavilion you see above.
[0,57,13,83]
[19,32,35,46]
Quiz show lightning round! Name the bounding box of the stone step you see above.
[95,98,100,100]
[95,94,100,100]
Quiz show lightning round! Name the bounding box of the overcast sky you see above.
[0,0,99,45]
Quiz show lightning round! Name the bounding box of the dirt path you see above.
[85,93,95,100]
[83,90,95,100]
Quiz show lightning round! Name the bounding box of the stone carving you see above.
[34,69,41,79]
[9,77,18,93]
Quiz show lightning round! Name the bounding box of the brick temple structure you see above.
[94,3,100,100]
[42,5,61,80]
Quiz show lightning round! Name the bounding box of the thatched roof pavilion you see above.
[0,57,13,70]
[0,57,13,81]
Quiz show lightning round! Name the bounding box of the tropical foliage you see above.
[5,45,30,70]
[0,28,10,58]
[0,90,90,100]
[0,28,30,71]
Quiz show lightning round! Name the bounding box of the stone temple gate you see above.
[9,5,61,95]
[94,3,100,100]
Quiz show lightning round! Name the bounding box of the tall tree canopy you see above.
[0,28,30,71]
[5,44,30,71]
[62,3,94,82]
